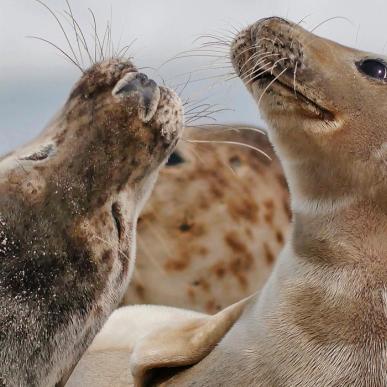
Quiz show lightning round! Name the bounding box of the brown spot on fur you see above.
[187,287,196,302]
[197,278,210,292]
[165,258,189,271]
[227,198,259,223]
[135,283,145,299]
[275,230,284,244]
[205,300,217,314]
[212,262,226,279]
[264,242,275,264]
[225,232,254,287]
[101,250,113,264]
[283,200,292,221]
[225,232,246,254]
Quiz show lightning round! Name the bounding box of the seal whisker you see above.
[240,61,272,84]
[310,16,355,33]
[88,8,104,62]
[297,14,312,26]
[243,56,289,85]
[33,0,80,67]
[93,235,130,262]
[62,10,94,65]
[137,234,167,275]
[188,123,267,136]
[182,139,271,160]
[258,67,289,107]
[239,52,279,80]
[26,35,84,73]
[109,5,114,59]
[65,0,84,66]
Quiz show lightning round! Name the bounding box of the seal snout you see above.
[112,71,161,123]
[231,17,303,85]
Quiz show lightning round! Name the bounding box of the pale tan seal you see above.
[0,57,183,386]
[125,125,290,313]
[69,17,387,387]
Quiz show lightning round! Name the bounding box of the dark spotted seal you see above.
[125,125,290,314]
[0,57,183,386]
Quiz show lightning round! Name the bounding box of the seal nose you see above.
[113,72,157,95]
[112,72,161,122]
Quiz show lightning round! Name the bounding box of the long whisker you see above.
[63,9,93,64]
[88,9,104,61]
[26,35,84,72]
[65,0,84,66]
[93,235,131,262]
[310,16,354,33]
[258,67,288,107]
[33,0,79,67]
[188,123,267,136]
[183,139,271,160]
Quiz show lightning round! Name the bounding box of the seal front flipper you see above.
[129,297,250,387]
[65,297,251,387]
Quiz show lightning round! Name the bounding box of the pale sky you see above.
[1,0,387,154]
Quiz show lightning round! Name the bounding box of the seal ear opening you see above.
[130,297,249,387]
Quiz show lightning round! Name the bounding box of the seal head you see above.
[0,57,183,386]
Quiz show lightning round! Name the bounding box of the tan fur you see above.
[69,17,387,386]
[124,125,290,313]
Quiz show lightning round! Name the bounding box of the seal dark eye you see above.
[166,151,185,166]
[358,59,387,80]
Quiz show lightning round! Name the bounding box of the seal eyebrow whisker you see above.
[65,0,84,67]
[88,8,103,62]
[62,9,93,65]
[26,35,84,73]
[33,0,80,68]
[310,16,355,33]
[297,14,312,26]
[109,5,114,59]
[116,38,137,59]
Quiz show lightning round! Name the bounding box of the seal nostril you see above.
[111,202,123,241]
[136,73,148,83]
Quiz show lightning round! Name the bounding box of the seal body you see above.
[76,18,387,387]
[161,17,387,386]
[125,125,290,313]
[0,58,183,386]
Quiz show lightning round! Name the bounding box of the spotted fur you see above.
[124,125,290,313]
[0,57,183,386]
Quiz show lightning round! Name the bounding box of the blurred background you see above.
[1,0,387,155]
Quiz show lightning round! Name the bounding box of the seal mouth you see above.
[252,71,334,121]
